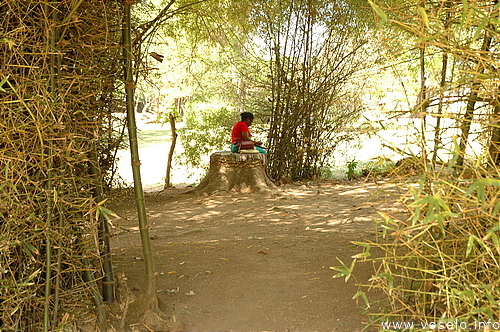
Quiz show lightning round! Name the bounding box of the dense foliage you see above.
[0,1,123,330]
[131,0,378,180]
[178,106,237,168]
[257,0,376,180]
[333,1,500,329]
[3,0,500,330]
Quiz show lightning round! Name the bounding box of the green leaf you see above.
[353,291,370,308]
[351,241,371,259]
[16,283,35,287]
[437,217,445,237]
[417,7,429,28]
[96,205,118,223]
[487,232,499,253]
[486,224,500,235]
[22,242,39,258]
[466,235,475,258]
[465,178,500,207]
[25,269,40,282]
[471,305,493,317]
[492,201,500,216]
[368,1,387,25]
[460,0,471,27]
[330,258,356,282]
[472,16,489,42]
[375,272,394,294]
[0,75,11,93]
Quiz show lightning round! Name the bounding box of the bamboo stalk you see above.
[51,212,63,329]
[122,1,157,302]
[82,255,106,325]
[44,2,57,330]
[89,144,115,304]
[43,142,53,332]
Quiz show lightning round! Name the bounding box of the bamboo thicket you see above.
[357,158,500,330]
[0,1,124,330]
[346,1,500,330]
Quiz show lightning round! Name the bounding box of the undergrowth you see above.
[333,154,500,331]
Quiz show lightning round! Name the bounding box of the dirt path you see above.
[108,180,406,332]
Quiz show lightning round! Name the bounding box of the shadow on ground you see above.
[108,180,407,332]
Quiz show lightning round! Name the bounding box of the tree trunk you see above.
[164,113,177,189]
[431,51,449,164]
[489,104,500,165]
[431,4,451,165]
[194,153,277,194]
[457,28,493,167]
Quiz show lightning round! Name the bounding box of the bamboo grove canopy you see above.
[1,1,124,330]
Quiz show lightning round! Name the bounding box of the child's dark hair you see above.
[240,112,254,121]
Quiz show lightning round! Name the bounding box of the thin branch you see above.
[133,0,208,46]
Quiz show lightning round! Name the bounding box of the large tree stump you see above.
[194,152,278,194]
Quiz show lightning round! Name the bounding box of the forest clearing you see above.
[106,180,405,331]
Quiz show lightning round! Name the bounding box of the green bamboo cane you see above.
[82,254,106,324]
[122,1,157,301]
[52,212,63,328]
[43,150,53,332]
[89,144,115,304]
[44,2,57,330]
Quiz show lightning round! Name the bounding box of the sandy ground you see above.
[107,179,407,332]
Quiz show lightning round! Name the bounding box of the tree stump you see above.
[193,152,278,194]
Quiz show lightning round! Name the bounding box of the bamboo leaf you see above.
[460,0,471,27]
[474,235,487,251]
[0,75,10,93]
[477,184,485,205]
[368,1,387,25]
[0,39,15,50]
[466,235,474,258]
[417,7,430,28]
[492,201,500,216]
[487,224,500,233]
[471,306,493,317]
[376,212,397,237]
[15,283,35,287]
[353,291,370,308]
[472,17,489,42]
[25,269,40,282]
[22,242,39,257]
[351,241,371,258]
[464,182,478,197]
[330,258,356,282]
[375,272,394,294]
[96,205,117,223]
[487,233,500,255]
[465,178,500,207]
[437,217,445,237]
